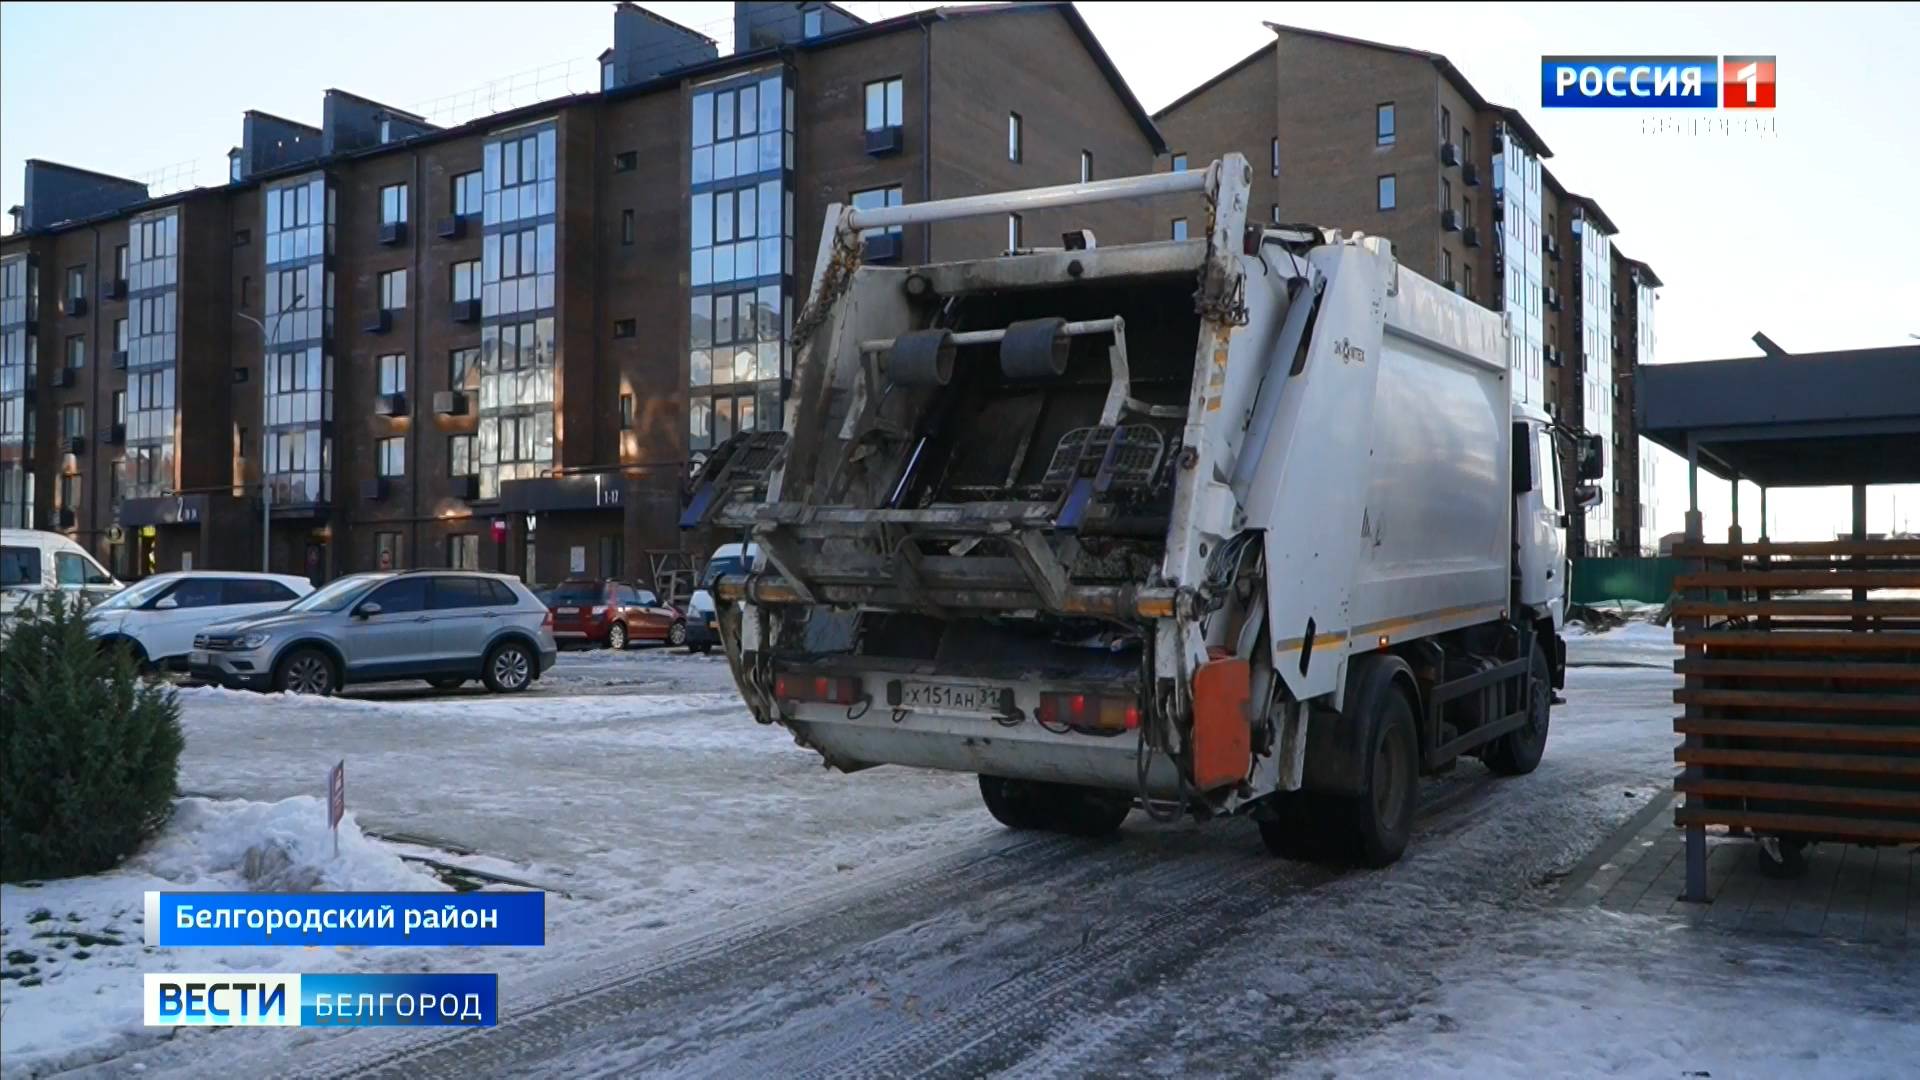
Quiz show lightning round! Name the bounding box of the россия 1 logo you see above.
[1541,56,1775,109]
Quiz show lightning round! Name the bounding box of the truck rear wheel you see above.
[1257,792,1339,861]
[978,775,1130,837]
[1483,643,1551,777]
[1336,686,1419,868]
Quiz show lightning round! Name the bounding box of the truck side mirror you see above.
[1578,433,1606,481]
[1574,484,1603,509]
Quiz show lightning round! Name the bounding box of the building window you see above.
[1171,218,1188,241]
[453,170,482,217]
[1376,102,1395,145]
[1080,150,1093,184]
[379,269,406,311]
[452,259,480,304]
[613,150,638,172]
[1171,153,1188,173]
[66,265,85,305]
[864,78,903,131]
[613,318,636,338]
[449,347,477,389]
[378,353,406,395]
[803,7,823,37]
[377,436,404,477]
[1464,265,1474,299]
[1464,196,1472,225]
[1271,138,1280,177]
[1377,174,1396,210]
[1463,128,1472,164]
[1272,203,1282,224]
[620,393,635,430]
[115,245,128,282]
[380,183,408,225]
[1443,250,1453,284]
[241,275,253,308]
[449,434,476,476]
[65,335,84,370]
[63,403,86,439]
[375,531,402,571]
[1008,213,1022,251]
[1008,112,1022,163]
[58,474,80,518]
[1442,178,1452,212]
[486,223,557,316]
[112,389,125,424]
[450,533,478,570]
[851,185,904,237]
[621,209,636,246]
[1441,106,1451,142]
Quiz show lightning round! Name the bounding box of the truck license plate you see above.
[189,650,209,667]
[900,681,1005,714]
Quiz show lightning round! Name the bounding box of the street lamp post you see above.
[235,297,299,573]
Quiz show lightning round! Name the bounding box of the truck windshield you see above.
[702,557,745,588]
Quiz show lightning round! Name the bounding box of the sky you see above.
[3,1,1915,542]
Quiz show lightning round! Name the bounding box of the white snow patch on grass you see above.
[0,796,448,1076]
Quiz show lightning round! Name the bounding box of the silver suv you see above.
[190,571,558,696]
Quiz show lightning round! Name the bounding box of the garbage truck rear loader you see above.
[695,156,1596,865]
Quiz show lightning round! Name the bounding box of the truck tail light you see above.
[773,674,862,705]
[1035,692,1140,734]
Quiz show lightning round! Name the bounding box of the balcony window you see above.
[379,269,406,311]
[378,353,405,396]
[377,436,404,478]
[864,78,903,132]
[380,183,408,226]
[453,171,482,218]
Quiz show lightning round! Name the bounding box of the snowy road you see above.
[35,631,1920,1078]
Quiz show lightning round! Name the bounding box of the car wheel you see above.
[427,677,466,690]
[276,648,336,696]
[668,620,688,647]
[100,636,151,673]
[692,643,712,655]
[607,622,628,651]
[483,641,535,693]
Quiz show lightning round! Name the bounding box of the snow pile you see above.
[133,795,438,892]
[0,796,441,1075]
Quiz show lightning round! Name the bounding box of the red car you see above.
[545,579,686,649]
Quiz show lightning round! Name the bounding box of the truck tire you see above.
[1336,685,1420,868]
[978,775,1130,837]
[978,775,1050,831]
[1483,643,1551,777]
[1257,792,1339,861]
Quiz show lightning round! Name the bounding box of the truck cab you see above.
[696,157,1572,867]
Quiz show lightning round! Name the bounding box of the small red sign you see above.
[491,518,509,542]
[1721,55,1776,109]
[328,760,346,830]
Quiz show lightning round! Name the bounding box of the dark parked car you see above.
[545,579,685,649]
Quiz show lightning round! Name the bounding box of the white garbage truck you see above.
[692,155,1602,866]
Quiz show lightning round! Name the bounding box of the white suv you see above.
[87,571,312,669]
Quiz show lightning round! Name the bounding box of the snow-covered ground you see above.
[8,623,1915,1078]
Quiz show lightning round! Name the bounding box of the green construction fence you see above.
[1570,557,1686,607]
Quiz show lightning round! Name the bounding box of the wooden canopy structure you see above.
[1637,343,1920,901]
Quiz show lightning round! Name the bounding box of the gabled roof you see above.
[1153,41,1273,120]
[1617,252,1663,288]
[1261,23,1554,158]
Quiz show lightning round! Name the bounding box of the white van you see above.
[683,542,758,654]
[1,528,124,620]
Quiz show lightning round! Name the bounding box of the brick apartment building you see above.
[0,1,1162,584]
[1153,22,1661,556]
